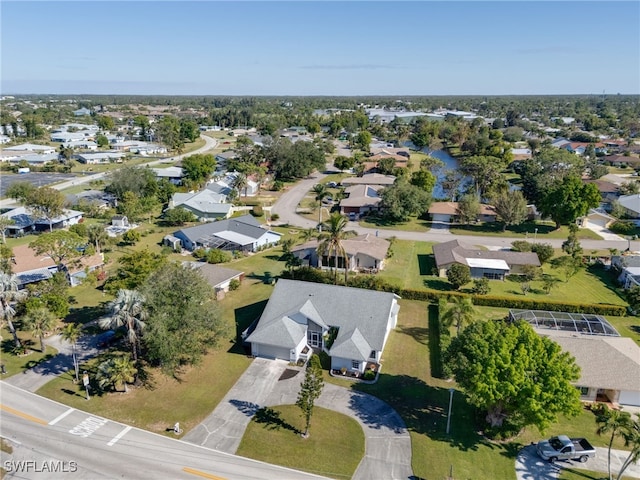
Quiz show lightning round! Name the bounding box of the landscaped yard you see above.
[236,405,364,480]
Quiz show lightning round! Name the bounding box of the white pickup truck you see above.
[536,435,597,463]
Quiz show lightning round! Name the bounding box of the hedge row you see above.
[281,268,627,317]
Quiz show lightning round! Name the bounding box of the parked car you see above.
[326,181,338,188]
[536,435,596,463]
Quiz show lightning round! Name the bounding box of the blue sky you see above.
[2,1,638,95]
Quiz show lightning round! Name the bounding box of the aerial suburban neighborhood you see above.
[1,1,639,480]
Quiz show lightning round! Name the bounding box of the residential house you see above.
[11,244,59,288]
[339,184,383,217]
[77,152,124,164]
[0,135,10,144]
[73,107,91,116]
[511,148,532,161]
[603,155,640,168]
[61,252,105,287]
[0,207,83,235]
[584,179,619,211]
[111,215,129,228]
[576,208,616,230]
[433,239,540,280]
[510,309,640,407]
[617,194,640,221]
[66,190,115,211]
[170,190,233,221]
[215,150,237,167]
[184,262,244,299]
[291,234,390,273]
[246,279,400,375]
[152,166,184,185]
[4,143,56,154]
[428,202,498,223]
[341,173,396,187]
[612,254,640,289]
[174,214,281,252]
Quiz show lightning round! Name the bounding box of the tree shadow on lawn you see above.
[228,300,268,355]
[585,264,628,303]
[423,277,454,291]
[66,304,108,325]
[253,406,300,434]
[355,374,483,452]
[396,325,429,346]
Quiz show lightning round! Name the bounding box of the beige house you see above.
[428,202,497,223]
[292,234,390,273]
[339,184,383,217]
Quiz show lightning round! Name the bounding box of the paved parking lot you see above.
[0,172,78,198]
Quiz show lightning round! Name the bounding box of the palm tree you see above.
[60,323,83,383]
[441,296,476,335]
[87,224,109,254]
[99,289,147,363]
[23,306,57,352]
[316,213,357,284]
[96,356,137,393]
[299,228,318,243]
[232,173,248,198]
[596,406,632,480]
[0,272,27,348]
[312,183,327,202]
[617,419,640,480]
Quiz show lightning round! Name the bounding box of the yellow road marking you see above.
[182,467,227,480]
[0,404,48,425]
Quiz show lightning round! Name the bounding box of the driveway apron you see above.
[185,358,413,480]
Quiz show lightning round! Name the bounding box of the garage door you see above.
[587,218,608,228]
[432,214,452,222]
[252,343,289,361]
[619,390,640,407]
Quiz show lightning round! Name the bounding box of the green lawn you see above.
[449,222,603,240]
[378,240,628,308]
[0,326,57,378]
[236,405,364,480]
[559,467,634,480]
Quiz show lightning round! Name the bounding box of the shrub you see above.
[363,370,376,381]
[121,229,141,245]
[272,180,284,191]
[531,243,554,264]
[511,240,532,252]
[447,264,471,290]
[251,205,264,217]
[270,213,280,221]
[192,248,207,260]
[610,220,636,235]
[206,249,231,264]
[229,278,240,291]
[470,278,490,295]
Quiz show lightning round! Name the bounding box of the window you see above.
[577,386,589,396]
[351,360,360,370]
[370,351,376,360]
[308,331,321,348]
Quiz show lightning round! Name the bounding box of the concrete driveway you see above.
[184,357,413,480]
[516,444,640,480]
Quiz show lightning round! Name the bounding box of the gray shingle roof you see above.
[330,327,372,361]
[246,279,399,355]
[185,262,244,288]
[175,214,264,245]
[433,239,540,269]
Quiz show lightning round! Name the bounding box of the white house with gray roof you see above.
[170,190,232,220]
[617,194,640,220]
[246,279,400,374]
[173,214,281,252]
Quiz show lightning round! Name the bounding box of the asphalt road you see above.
[270,167,639,252]
[0,383,328,480]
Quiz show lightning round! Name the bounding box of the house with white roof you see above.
[152,166,184,185]
[246,279,400,375]
[77,152,124,164]
[617,194,640,221]
[173,214,281,252]
[74,107,92,116]
[4,143,56,154]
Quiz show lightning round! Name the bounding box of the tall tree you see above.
[595,406,633,480]
[317,213,357,284]
[60,323,83,383]
[25,187,65,232]
[296,354,324,438]
[232,173,248,198]
[492,190,528,231]
[410,169,436,194]
[141,262,227,375]
[617,420,640,480]
[538,176,601,229]
[96,356,137,393]
[380,179,432,222]
[0,272,27,348]
[456,194,480,224]
[6,181,36,203]
[181,154,216,188]
[444,320,581,432]
[103,249,167,294]
[29,230,83,265]
[23,306,57,352]
[441,297,476,335]
[0,216,14,244]
[87,224,109,254]
[99,289,147,363]
[446,263,471,290]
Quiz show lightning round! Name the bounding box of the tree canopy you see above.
[25,187,65,232]
[181,154,216,188]
[444,320,582,433]
[29,230,84,265]
[380,179,432,222]
[140,262,227,375]
[538,176,600,229]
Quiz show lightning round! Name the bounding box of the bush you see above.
[229,278,240,291]
[270,213,280,221]
[192,248,207,260]
[447,264,471,290]
[511,240,533,252]
[363,370,376,381]
[251,205,264,217]
[470,278,490,295]
[272,180,284,191]
[121,229,141,245]
[610,220,636,235]
[206,249,231,264]
[531,243,554,264]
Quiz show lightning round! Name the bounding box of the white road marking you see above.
[69,416,108,438]
[107,426,132,447]
[48,408,75,425]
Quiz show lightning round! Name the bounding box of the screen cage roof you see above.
[509,309,620,336]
